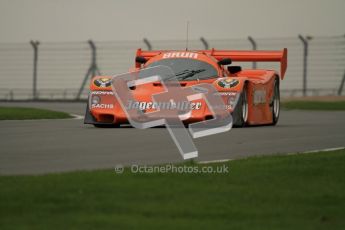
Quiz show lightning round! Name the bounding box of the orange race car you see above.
[84,48,287,128]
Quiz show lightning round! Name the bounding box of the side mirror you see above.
[135,56,147,64]
[217,58,232,66]
[227,66,242,74]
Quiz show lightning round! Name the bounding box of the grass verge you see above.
[0,107,73,120]
[1,149,345,229]
[282,101,345,110]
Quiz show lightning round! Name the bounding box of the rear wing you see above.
[136,48,288,79]
[204,48,288,79]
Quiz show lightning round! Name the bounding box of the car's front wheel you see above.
[271,78,280,125]
[232,84,248,127]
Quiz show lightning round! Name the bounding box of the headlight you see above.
[91,95,101,104]
[218,78,239,88]
[93,78,112,88]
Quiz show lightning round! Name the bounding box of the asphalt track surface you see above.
[0,102,344,175]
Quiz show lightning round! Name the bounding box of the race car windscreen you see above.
[145,58,218,81]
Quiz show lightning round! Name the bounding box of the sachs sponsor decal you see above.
[91,104,114,109]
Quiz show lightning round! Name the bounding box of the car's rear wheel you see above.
[233,84,248,127]
[271,78,280,125]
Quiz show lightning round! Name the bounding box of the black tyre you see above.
[93,124,119,128]
[232,85,249,127]
[271,78,280,125]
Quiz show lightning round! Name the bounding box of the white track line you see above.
[198,159,233,164]
[0,113,84,122]
[290,146,345,155]
[70,114,84,120]
[198,147,345,164]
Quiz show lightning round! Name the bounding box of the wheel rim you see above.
[242,91,248,122]
[273,83,280,118]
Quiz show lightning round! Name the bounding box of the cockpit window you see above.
[146,58,218,81]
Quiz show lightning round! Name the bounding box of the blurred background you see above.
[0,0,344,100]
